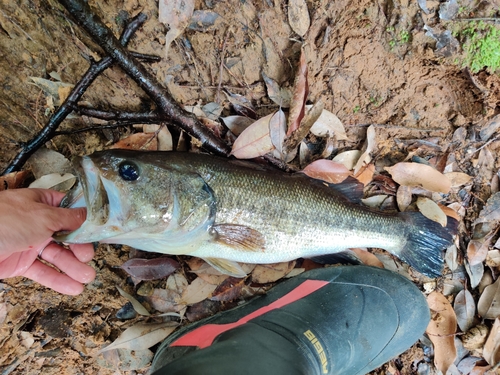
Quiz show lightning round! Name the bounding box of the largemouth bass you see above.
[56,150,455,277]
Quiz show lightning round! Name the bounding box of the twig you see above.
[1,13,149,175]
[57,0,230,157]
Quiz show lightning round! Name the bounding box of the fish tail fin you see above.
[396,212,458,278]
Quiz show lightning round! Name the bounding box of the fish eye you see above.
[118,161,140,181]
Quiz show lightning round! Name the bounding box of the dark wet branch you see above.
[1,13,148,175]
[75,106,162,122]
[57,0,231,157]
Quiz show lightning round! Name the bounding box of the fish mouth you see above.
[54,156,112,243]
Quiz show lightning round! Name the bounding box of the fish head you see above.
[55,150,216,252]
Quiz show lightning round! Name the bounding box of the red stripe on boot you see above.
[170,279,329,349]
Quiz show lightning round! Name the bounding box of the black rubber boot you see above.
[150,265,429,375]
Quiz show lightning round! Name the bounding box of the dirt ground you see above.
[1,0,500,374]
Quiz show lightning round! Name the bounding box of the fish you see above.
[55,149,456,278]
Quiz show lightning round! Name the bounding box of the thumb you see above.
[50,207,88,232]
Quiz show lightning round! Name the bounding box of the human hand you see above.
[0,188,95,295]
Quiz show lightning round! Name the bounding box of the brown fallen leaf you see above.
[385,162,451,193]
[287,49,308,136]
[210,277,246,302]
[121,257,180,281]
[186,258,229,285]
[350,248,384,268]
[483,318,500,366]
[0,171,31,190]
[180,277,218,305]
[444,172,473,188]
[416,197,447,227]
[251,261,296,284]
[287,0,310,36]
[354,163,375,186]
[478,277,500,319]
[426,291,457,373]
[396,185,412,212]
[353,125,376,175]
[262,72,292,108]
[111,133,158,150]
[301,159,352,184]
[231,112,275,159]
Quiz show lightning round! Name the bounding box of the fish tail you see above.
[396,212,458,278]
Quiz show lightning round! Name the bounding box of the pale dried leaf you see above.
[287,0,310,36]
[480,114,500,141]
[467,232,494,266]
[166,273,189,291]
[310,109,348,140]
[384,162,451,193]
[350,248,384,268]
[251,261,296,284]
[396,185,412,212]
[224,91,256,118]
[445,172,473,188]
[269,109,287,158]
[477,147,495,183]
[353,125,376,175]
[478,277,500,319]
[454,289,476,332]
[487,250,500,268]
[231,113,275,159]
[180,277,218,305]
[416,197,447,227]
[426,291,457,373]
[469,365,492,375]
[287,49,308,136]
[159,0,195,58]
[445,244,458,272]
[474,192,500,225]
[116,286,150,316]
[158,126,173,151]
[465,260,484,289]
[28,148,73,179]
[332,150,362,170]
[361,195,388,208]
[301,159,352,184]
[284,268,305,278]
[100,322,178,352]
[483,318,500,365]
[99,348,154,371]
[222,115,254,136]
[262,72,292,108]
[28,173,76,192]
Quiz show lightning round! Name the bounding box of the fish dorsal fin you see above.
[204,257,248,278]
[300,174,364,203]
[213,224,266,252]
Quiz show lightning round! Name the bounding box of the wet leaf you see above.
[158,0,195,58]
[251,261,296,284]
[111,133,158,150]
[222,115,254,136]
[454,289,476,332]
[426,291,457,373]
[28,173,76,192]
[210,277,246,302]
[332,150,362,170]
[0,171,31,190]
[180,277,218,305]
[287,0,310,36]
[483,318,500,365]
[269,109,287,158]
[262,72,292,108]
[478,277,500,319]
[116,286,150,316]
[231,112,275,159]
[310,109,348,140]
[100,322,178,352]
[301,159,352,184]
[287,49,308,136]
[121,257,180,281]
[384,162,451,193]
[353,125,376,175]
[416,197,447,227]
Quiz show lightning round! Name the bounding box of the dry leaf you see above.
[445,244,459,272]
[478,277,500,319]
[0,171,31,190]
[301,159,352,184]
[467,233,494,266]
[474,192,500,225]
[465,260,484,289]
[210,277,246,302]
[416,197,447,227]
[231,112,275,159]
[287,49,308,136]
[484,318,500,365]
[385,162,451,193]
[353,125,376,175]
[158,126,173,151]
[28,77,74,106]
[426,291,457,373]
[332,150,362,170]
[187,258,229,285]
[287,0,310,36]
[111,133,158,150]
[180,277,218,305]
[454,289,476,332]
[354,163,375,186]
[158,0,195,58]
[262,72,292,108]
[251,261,296,284]
[285,100,324,153]
[396,185,412,212]
[310,109,348,140]
[269,109,287,158]
[350,248,384,268]
[222,115,254,136]
[224,91,257,119]
[121,257,179,281]
[480,113,500,141]
[100,322,178,352]
[116,286,150,316]
[445,172,473,188]
[28,173,76,192]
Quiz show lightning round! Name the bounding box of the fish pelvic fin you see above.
[397,212,458,278]
[204,257,248,278]
[213,224,265,252]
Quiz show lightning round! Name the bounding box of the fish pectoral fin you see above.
[204,258,248,278]
[213,224,265,252]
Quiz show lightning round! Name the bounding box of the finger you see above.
[22,260,85,295]
[68,243,95,263]
[30,188,67,207]
[50,207,87,232]
[41,243,96,284]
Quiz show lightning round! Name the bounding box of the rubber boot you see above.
[150,265,430,375]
